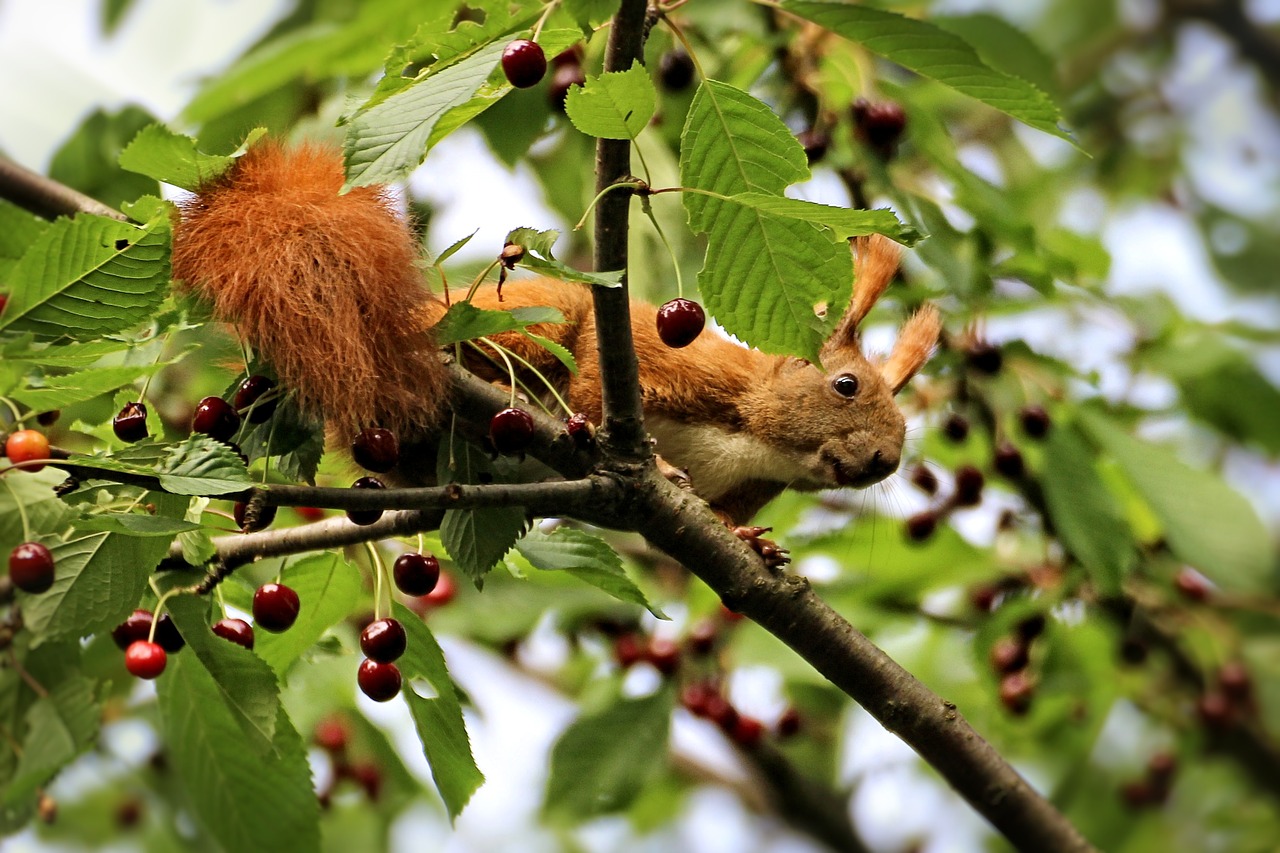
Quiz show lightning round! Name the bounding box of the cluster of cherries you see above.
[985,613,1047,716]
[311,715,386,806]
[5,428,57,594]
[797,98,908,166]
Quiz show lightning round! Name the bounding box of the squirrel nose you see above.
[865,447,899,482]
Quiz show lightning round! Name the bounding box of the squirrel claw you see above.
[731,525,791,569]
[655,455,693,491]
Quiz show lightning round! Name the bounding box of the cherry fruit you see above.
[954,465,985,507]
[153,613,185,653]
[565,412,593,450]
[905,510,938,542]
[313,716,350,753]
[489,407,535,455]
[656,298,705,348]
[357,659,402,702]
[351,427,399,473]
[124,640,167,679]
[393,552,440,596]
[658,49,696,91]
[234,375,277,423]
[347,476,386,526]
[942,413,970,443]
[212,617,255,650]
[113,402,149,443]
[423,569,456,606]
[1019,405,1051,439]
[910,464,939,495]
[36,410,60,426]
[113,609,154,650]
[549,61,585,112]
[192,396,240,443]
[253,582,300,633]
[993,443,1025,479]
[233,500,277,532]
[4,429,50,472]
[853,99,908,157]
[360,618,407,663]
[646,638,681,675]
[8,542,55,594]
[797,127,830,164]
[501,39,547,89]
[966,341,1003,375]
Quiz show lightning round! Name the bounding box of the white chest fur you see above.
[645,416,813,502]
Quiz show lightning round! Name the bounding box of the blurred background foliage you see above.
[2,0,1279,851]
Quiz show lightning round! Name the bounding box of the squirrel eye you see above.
[832,374,860,398]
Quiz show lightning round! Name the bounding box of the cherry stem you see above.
[13,491,32,543]
[465,342,552,417]
[477,337,574,417]
[136,332,170,402]
[658,11,706,80]
[574,179,646,232]
[147,583,181,644]
[8,648,48,700]
[531,0,559,41]
[463,258,503,304]
[640,195,685,298]
[0,396,23,425]
[365,541,386,621]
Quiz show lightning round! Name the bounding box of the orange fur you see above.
[170,140,446,443]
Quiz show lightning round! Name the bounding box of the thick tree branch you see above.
[0,157,128,221]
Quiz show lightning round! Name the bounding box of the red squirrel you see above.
[172,141,939,523]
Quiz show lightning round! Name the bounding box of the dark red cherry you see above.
[360,618,407,663]
[999,671,1034,716]
[112,609,153,650]
[113,402,149,443]
[993,443,1025,479]
[852,99,908,157]
[942,413,970,443]
[393,552,440,596]
[346,476,386,526]
[965,342,1003,375]
[776,707,802,738]
[953,465,985,507]
[990,636,1029,674]
[489,407,535,455]
[565,412,593,450]
[153,613,185,653]
[730,715,765,747]
[357,659,402,702]
[233,500,277,532]
[253,582,301,633]
[905,511,937,542]
[234,375,277,423]
[1019,405,1051,439]
[36,410,60,427]
[192,396,241,443]
[797,127,830,164]
[351,427,399,473]
[646,638,681,675]
[548,61,586,112]
[658,49,695,91]
[8,542,54,594]
[501,39,547,89]
[656,298,705,348]
[909,464,938,495]
[124,640,167,679]
[212,617,255,650]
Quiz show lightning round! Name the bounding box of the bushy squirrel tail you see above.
[170,140,448,443]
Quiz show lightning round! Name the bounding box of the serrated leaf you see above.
[254,553,363,677]
[517,527,666,618]
[782,1,1075,147]
[158,654,319,853]
[20,522,176,646]
[435,229,478,266]
[542,687,672,825]
[565,61,656,140]
[165,595,283,755]
[0,470,74,549]
[522,331,578,375]
[3,677,99,806]
[394,602,484,820]
[157,435,253,495]
[727,194,921,245]
[0,210,170,341]
[117,124,240,190]
[438,443,527,585]
[0,199,50,280]
[504,226,624,287]
[10,362,167,411]
[344,40,508,188]
[2,338,135,367]
[1079,409,1273,591]
[73,513,201,536]
[433,301,566,346]
[1040,422,1136,596]
[680,81,850,361]
[178,497,217,565]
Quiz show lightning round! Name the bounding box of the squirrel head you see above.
[741,235,940,492]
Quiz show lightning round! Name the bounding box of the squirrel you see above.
[171,140,939,523]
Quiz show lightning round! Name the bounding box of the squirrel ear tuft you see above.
[881,304,941,394]
[826,235,901,353]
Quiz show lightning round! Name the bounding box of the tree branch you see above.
[0,156,128,222]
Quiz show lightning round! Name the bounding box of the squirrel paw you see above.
[655,454,693,491]
[732,525,791,570]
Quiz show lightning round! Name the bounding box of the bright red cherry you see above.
[234,375,277,423]
[501,39,547,89]
[489,407,535,455]
[360,618,407,663]
[351,427,399,473]
[656,298,705,348]
[112,402,149,443]
[124,640,167,679]
[8,542,54,594]
[393,553,440,596]
[346,476,385,526]
[357,659,402,702]
[313,716,350,753]
[5,429,50,472]
[253,582,300,633]
[191,396,241,443]
[212,617,255,649]
[730,715,765,747]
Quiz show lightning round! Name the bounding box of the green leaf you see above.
[395,602,484,820]
[254,552,363,677]
[344,40,508,188]
[1079,409,1274,591]
[0,209,171,341]
[522,331,578,375]
[565,61,657,140]
[2,338,135,367]
[166,595,281,754]
[679,81,850,361]
[516,527,666,618]
[157,435,254,496]
[433,301,566,346]
[177,497,218,565]
[782,1,1076,147]
[726,193,921,244]
[0,199,51,281]
[1040,422,1136,595]
[10,362,168,411]
[933,13,1060,100]
[158,654,319,853]
[50,106,159,209]
[3,677,99,806]
[438,443,528,586]
[542,687,672,825]
[0,470,74,549]
[117,124,245,190]
[73,513,201,536]
[21,524,176,646]
[505,227,623,287]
